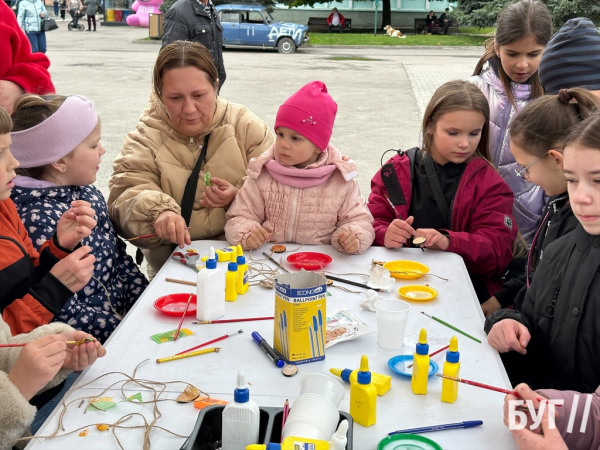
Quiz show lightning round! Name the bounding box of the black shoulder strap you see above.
[181,133,210,226]
[422,152,451,228]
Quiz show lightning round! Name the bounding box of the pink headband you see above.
[10,95,98,169]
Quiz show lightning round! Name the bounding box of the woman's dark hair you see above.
[153,41,219,99]
[510,88,600,157]
[473,0,552,106]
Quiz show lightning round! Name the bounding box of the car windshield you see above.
[263,10,274,23]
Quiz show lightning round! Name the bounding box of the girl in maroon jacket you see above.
[368,80,517,301]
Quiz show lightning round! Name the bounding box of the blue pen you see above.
[388,420,483,436]
[251,331,285,368]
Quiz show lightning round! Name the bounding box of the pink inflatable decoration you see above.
[126,0,163,27]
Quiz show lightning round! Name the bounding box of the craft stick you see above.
[126,227,191,241]
[325,274,381,292]
[156,347,220,364]
[192,317,274,325]
[174,293,193,341]
[0,339,95,348]
[175,330,242,355]
[421,311,482,343]
[435,374,549,403]
[166,277,197,287]
[407,344,450,368]
[263,252,290,273]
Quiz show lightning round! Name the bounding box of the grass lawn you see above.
[459,27,496,35]
[309,33,487,46]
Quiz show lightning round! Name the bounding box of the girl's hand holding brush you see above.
[384,216,416,248]
[154,210,192,249]
[56,200,97,249]
[61,330,106,371]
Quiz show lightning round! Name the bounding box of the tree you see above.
[453,0,600,28]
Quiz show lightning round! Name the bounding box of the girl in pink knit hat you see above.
[225,81,375,254]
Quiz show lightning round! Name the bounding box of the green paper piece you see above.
[150,328,194,344]
[88,400,117,412]
[204,171,211,187]
[125,392,143,404]
[327,291,332,296]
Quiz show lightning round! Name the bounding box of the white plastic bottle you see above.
[221,371,260,450]
[329,419,349,450]
[196,246,225,321]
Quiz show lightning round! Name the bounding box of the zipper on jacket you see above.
[545,286,560,318]
[286,189,300,242]
[544,194,568,237]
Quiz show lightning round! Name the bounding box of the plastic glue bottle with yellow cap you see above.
[330,367,391,396]
[350,354,377,427]
[411,328,429,395]
[441,336,460,403]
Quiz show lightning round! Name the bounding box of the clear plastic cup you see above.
[283,393,340,440]
[375,299,410,349]
[299,373,345,407]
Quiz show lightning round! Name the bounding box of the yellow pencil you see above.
[156,347,220,364]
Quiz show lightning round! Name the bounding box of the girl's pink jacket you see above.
[225,144,375,254]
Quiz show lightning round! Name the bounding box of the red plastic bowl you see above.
[153,293,197,317]
[287,252,333,271]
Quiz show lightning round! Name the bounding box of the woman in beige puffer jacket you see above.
[108,42,273,277]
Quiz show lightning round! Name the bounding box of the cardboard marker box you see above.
[274,272,327,365]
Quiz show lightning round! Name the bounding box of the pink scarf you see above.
[264,159,337,188]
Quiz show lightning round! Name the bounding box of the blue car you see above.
[216,4,309,54]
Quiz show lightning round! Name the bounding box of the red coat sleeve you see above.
[326,13,333,25]
[0,1,55,95]
[444,166,517,279]
[368,156,410,247]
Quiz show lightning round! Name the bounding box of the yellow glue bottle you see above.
[411,328,429,395]
[441,336,460,403]
[225,252,238,302]
[350,355,377,427]
[329,367,392,396]
[235,245,249,295]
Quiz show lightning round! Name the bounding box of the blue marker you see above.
[252,331,285,368]
[388,420,483,436]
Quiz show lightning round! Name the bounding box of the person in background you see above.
[0,0,55,114]
[538,17,600,99]
[16,0,48,54]
[162,0,225,89]
[327,7,345,34]
[467,0,553,244]
[52,0,58,18]
[67,0,82,27]
[439,8,451,35]
[84,0,95,31]
[425,10,437,34]
[59,0,66,20]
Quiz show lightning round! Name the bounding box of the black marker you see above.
[251,331,285,368]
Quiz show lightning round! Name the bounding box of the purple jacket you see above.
[537,386,600,449]
[467,61,546,243]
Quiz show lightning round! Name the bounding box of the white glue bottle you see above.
[221,370,260,450]
[196,246,225,322]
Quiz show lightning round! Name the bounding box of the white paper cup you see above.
[283,393,340,440]
[299,373,345,406]
[374,299,410,349]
